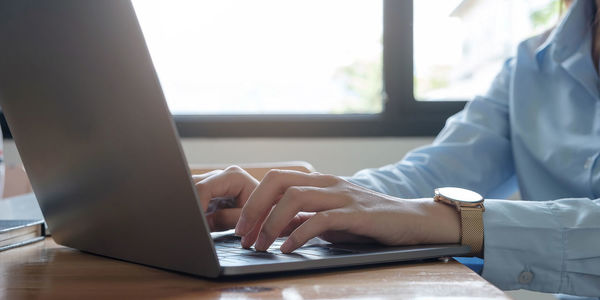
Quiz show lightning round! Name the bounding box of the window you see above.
[126,0,462,138]
[414,0,562,101]
[0,1,562,138]
[132,0,384,115]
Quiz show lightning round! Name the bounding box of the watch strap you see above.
[459,206,484,257]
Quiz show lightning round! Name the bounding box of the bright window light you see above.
[414,0,562,101]
[132,1,383,114]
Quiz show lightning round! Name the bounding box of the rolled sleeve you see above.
[482,198,600,297]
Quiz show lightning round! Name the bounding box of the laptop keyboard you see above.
[214,234,357,266]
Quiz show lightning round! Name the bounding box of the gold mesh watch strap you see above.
[459,207,484,257]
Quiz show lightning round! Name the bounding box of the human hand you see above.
[193,166,259,232]
[234,170,461,253]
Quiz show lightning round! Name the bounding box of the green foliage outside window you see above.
[530,0,561,31]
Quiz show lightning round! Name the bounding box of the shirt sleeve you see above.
[483,198,600,297]
[346,58,600,296]
[346,58,516,199]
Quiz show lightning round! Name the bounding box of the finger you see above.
[195,165,259,211]
[192,170,222,183]
[254,187,344,251]
[240,209,270,249]
[235,170,337,236]
[240,195,282,248]
[280,211,347,253]
[206,208,242,232]
[279,213,313,237]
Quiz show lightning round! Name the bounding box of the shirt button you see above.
[518,271,534,284]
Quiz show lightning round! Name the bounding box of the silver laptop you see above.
[0,1,470,277]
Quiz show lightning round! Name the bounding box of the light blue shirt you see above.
[348,0,600,297]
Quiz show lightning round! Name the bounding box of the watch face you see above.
[436,187,483,203]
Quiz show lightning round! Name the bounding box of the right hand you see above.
[193,166,259,232]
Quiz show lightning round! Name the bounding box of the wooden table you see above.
[0,238,510,299]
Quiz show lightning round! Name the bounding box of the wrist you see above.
[432,187,485,257]
[421,198,461,244]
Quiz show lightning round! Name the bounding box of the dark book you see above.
[0,219,45,252]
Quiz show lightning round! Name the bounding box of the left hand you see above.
[234,170,461,253]
[193,166,259,232]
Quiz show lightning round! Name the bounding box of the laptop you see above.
[0,1,470,277]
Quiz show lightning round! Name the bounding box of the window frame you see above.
[0,0,466,139]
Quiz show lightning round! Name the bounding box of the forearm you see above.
[347,59,518,200]
[346,101,515,200]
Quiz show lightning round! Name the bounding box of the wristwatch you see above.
[434,187,485,257]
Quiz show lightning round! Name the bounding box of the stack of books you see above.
[0,193,46,252]
[0,219,45,251]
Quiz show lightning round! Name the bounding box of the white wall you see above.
[178,137,434,176]
[4,137,434,176]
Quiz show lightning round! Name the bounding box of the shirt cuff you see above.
[481,199,564,293]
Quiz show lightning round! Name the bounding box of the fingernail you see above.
[240,235,252,249]
[280,240,293,253]
[235,218,249,236]
[254,234,269,251]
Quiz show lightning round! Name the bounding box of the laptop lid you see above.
[0,0,221,277]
